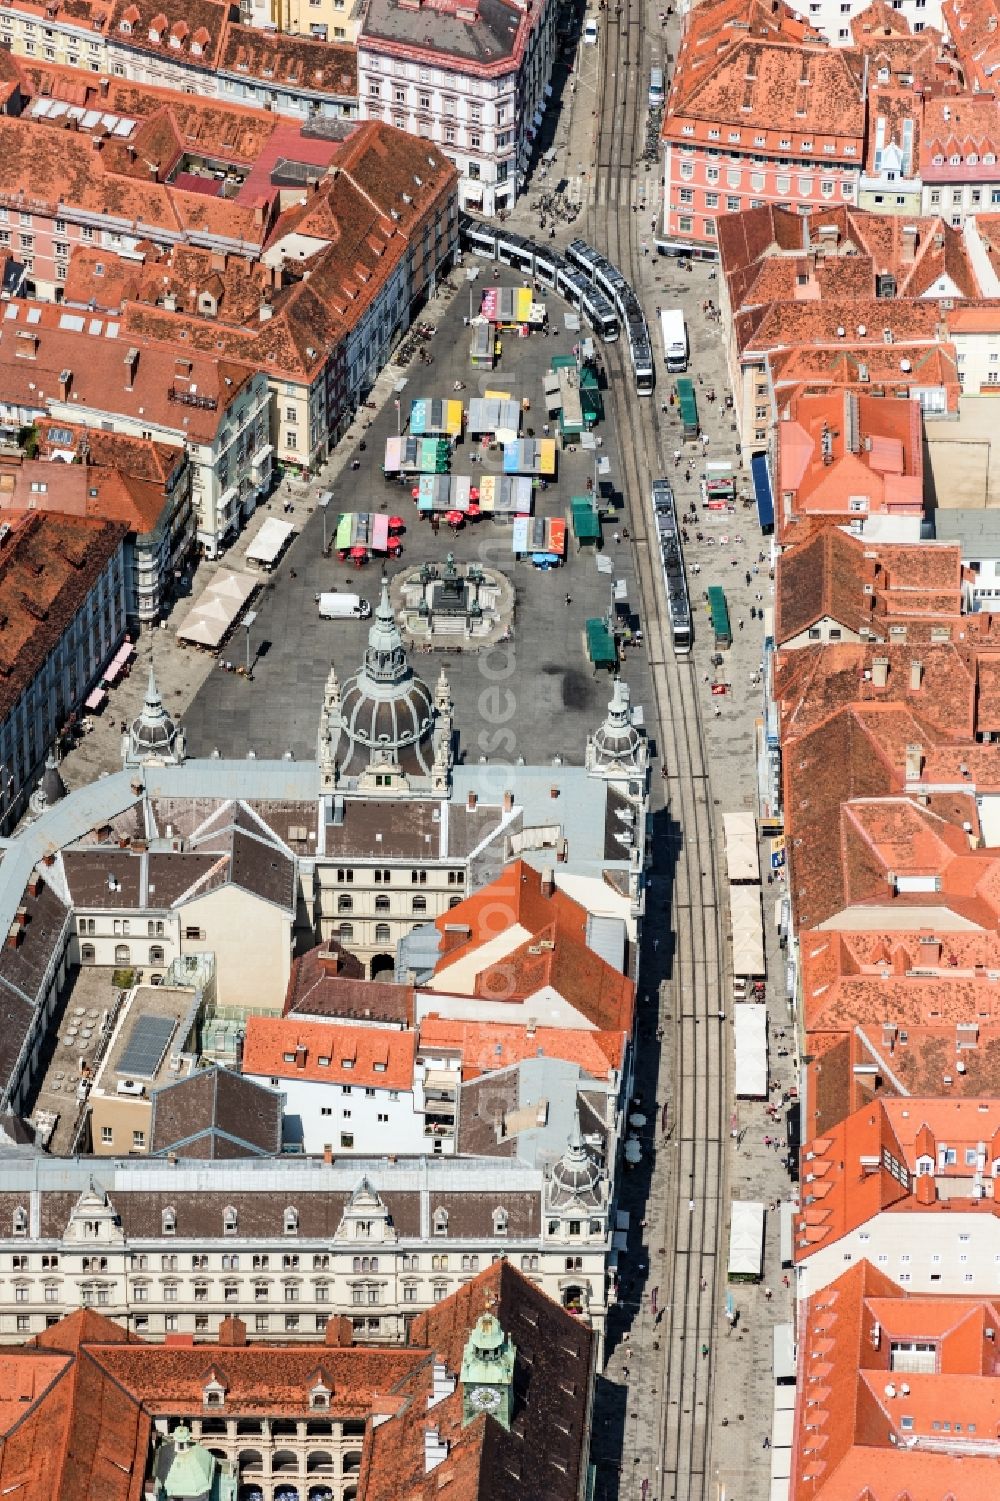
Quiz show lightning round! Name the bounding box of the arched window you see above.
[284,1207,298,1236]
[338,895,353,914]
[432,1207,448,1237]
[114,943,130,964]
[374,923,391,943]
[162,1206,176,1235]
[149,945,165,965]
[81,943,95,964]
[338,923,354,942]
[412,895,427,914]
[374,894,390,913]
[492,1207,508,1236]
[224,1206,238,1235]
[12,1206,27,1236]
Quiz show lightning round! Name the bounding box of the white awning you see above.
[251,442,274,470]
[724,810,760,882]
[728,1200,765,1280]
[773,1325,796,1386]
[246,516,294,566]
[176,568,257,649]
[779,1200,794,1267]
[733,1002,767,1099]
[730,884,765,977]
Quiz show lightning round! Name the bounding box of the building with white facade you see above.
[0,1107,616,1347]
[357,0,557,216]
[795,1096,1000,1300]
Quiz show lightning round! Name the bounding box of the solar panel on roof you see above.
[118,1015,176,1080]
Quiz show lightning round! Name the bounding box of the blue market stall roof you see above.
[751,452,775,535]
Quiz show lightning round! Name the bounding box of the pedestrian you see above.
[701,1343,709,1359]
[739,619,744,632]
[613,530,621,544]
[764,1134,772,1147]
[689,1198,695,1212]
[745,570,752,586]
[700,1277,707,1291]
[764,1286,773,1301]
[782,1275,790,1289]
[763,1436,771,1449]
[565,593,572,607]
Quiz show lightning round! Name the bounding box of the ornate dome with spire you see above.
[123,667,184,767]
[588,678,643,772]
[549,1113,605,1209]
[325,579,443,779]
[29,749,67,817]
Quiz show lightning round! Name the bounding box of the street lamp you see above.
[318,491,333,557]
[243,609,258,678]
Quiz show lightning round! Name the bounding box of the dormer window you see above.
[877,66,889,82]
[205,1388,223,1407]
[492,1207,508,1237]
[969,153,979,165]
[224,1206,238,1236]
[119,18,132,32]
[284,1207,299,1236]
[162,1206,176,1235]
[149,26,160,42]
[433,1207,449,1237]
[12,1206,27,1237]
[310,1385,331,1410]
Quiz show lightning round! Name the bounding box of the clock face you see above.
[469,1385,501,1414]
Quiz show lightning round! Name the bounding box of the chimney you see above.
[258,298,274,323]
[294,1043,308,1070]
[909,659,923,691]
[323,1143,333,1165]
[914,1172,937,1205]
[99,76,110,97]
[324,1315,354,1347]
[871,657,889,688]
[502,790,514,813]
[900,224,917,263]
[123,347,140,391]
[318,943,341,976]
[919,933,941,964]
[217,1315,247,1346]
[549,785,560,799]
[904,743,923,781]
[467,791,478,811]
[5,924,22,951]
[58,368,72,402]
[27,870,43,899]
[540,867,555,898]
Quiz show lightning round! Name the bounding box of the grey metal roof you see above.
[586,913,627,973]
[0,1150,544,1194]
[361,0,524,66]
[933,509,1000,553]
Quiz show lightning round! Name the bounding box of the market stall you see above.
[409,397,463,438]
[383,436,451,475]
[415,475,457,513]
[467,397,521,440]
[512,514,566,565]
[585,617,618,671]
[733,1002,768,1099]
[477,285,544,327]
[334,512,391,555]
[470,320,495,370]
[503,438,557,477]
[478,474,533,518]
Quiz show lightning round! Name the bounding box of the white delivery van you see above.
[584,18,599,43]
[648,67,665,107]
[318,593,372,620]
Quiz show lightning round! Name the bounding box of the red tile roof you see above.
[418,1016,626,1079]
[792,1260,1000,1501]
[431,861,635,1033]
[242,1015,416,1091]
[3,1262,592,1501]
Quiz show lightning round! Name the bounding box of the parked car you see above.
[584,18,599,43]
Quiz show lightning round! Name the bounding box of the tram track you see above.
[587,9,730,1500]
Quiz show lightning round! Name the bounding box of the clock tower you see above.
[460,1309,516,1430]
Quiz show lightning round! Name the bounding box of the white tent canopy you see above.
[734,1002,768,1098]
[728,1200,765,1281]
[773,1324,796,1386]
[730,884,765,977]
[724,810,760,883]
[246,516,294,567]
[177,569,257,650]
